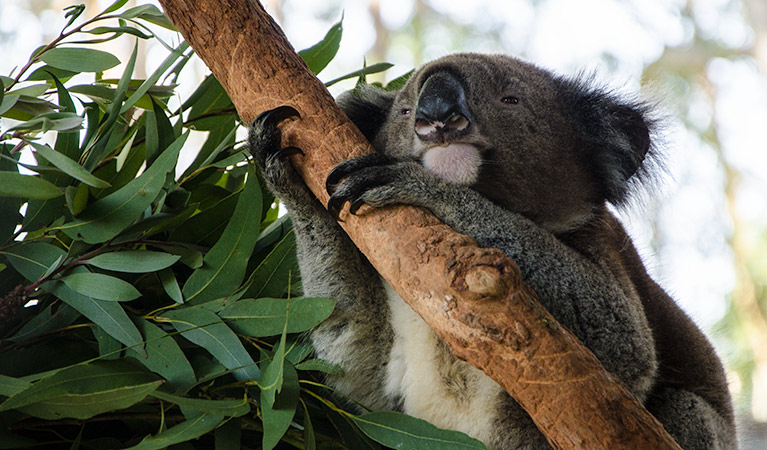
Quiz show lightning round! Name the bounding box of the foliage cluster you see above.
[0,1,480,449]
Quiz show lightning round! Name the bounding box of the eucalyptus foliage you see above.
[0,2,484,449]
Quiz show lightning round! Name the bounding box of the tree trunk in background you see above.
[156,0,682,448]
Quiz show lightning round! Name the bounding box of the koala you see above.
[249,53,737,449]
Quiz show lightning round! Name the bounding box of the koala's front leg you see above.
[326,154,658,403]
[248,109,397,410]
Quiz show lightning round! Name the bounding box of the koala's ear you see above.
[337,84,397,143]
[562,78,655,205]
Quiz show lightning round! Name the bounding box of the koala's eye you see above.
[501,96,519,105]
[400,107,412,116]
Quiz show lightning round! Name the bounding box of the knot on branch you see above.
[449,248,520,301]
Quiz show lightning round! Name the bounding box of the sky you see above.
[2,0,766,334]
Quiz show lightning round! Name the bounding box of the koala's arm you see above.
[328,158,658,400]
[248,109,396,411]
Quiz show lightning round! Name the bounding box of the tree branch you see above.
[156,0,681,448]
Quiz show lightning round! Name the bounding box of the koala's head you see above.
[338,53,657,232]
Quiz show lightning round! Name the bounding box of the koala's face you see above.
[347,53,653,232]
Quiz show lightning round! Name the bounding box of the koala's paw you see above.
[326,153,431,221]
[248,106,311,203]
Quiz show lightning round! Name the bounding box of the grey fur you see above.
[249,53,736,449]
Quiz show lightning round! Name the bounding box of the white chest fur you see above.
[381,280,504,445]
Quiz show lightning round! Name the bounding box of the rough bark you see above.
[156,0,682,448]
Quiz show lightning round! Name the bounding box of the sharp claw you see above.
[253,105,301,127]
[349,197,366,215]
[276,146,303,160]
[327,196,346,222]
[326,165,346,195]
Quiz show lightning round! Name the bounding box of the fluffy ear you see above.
[560,77,656,205]
[336,84,396,143]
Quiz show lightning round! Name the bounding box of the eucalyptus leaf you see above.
[261,361,299,450]
[0,360,161,420]
[39,47,120,73]
[150,390,249,417]
[88,250,181,273]
[60,272,141,302]
[28,142,110,188]
[126,413,224,450]
[324,62,394,87]
[0,172,62,200]
[240,230,298,299]
[1,241,66,282]
[298,17,342,75]
[182,167,262,304]
[45,271,145,356]
[163,307,260,382]
[352,411,487,450]
[220,297,335,337]
[127,319,196,393]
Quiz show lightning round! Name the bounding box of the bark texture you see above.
[156,0,682,448]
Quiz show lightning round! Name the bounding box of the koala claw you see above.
[349,197,367,215]
[326,153,393,195]
[327,196,346,222]
[252,105,301,128]
[270,146,304,161]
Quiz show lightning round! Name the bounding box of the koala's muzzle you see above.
[415,71,471,142]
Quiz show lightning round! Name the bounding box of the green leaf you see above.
[298,17,343,75]
[352,411,487,450]
[0,144,23,242]
[25,65,79,82]
[159,268,183,304]
[1,241,66,282]
[102,0,130,15]
[60,132,186,243]
[6,83,50,97]
[0,374,30,398]
[261,361,299,450]
[59,272,141,301]
[66,183,89,215]
[295,358,343,375]
[28,142,109,188]
[0,172,63,200]
[126,413,224,450]
[9,112,83,132]
[39,47,120,73]
[94,324,123,359]
[151,390,249,417]
[163,307,260,382]
[0,360,162,420]
[220,297,335,337]
[88,250,181,273]
[10,303,80,343]
[182,167,262,304]
[324,62,394,87]
[85,26,152,40]
[46,273,145,356]
[0,94,20,116]
[127,319,196,393]
[121,42,188,113]
[241,230,298,299]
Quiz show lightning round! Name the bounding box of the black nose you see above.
[415,71,471,140]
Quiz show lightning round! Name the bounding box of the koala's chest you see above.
[381,281,504,443]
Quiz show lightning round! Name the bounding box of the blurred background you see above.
[2,0,765,446]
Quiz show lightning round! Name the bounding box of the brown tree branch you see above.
[156,0,681,448]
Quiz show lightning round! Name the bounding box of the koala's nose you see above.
[415,71,471,140]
